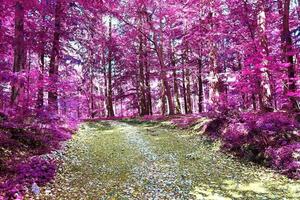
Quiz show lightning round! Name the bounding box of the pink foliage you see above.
[0,0,300,197]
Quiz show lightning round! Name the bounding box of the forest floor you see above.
[30,120,300,200]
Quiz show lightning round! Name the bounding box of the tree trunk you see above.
[186,68,192,114]
[173,69,181,114]
[161,64,174,115]
[138,34,147,116]
[144,14,174,115]
[107,18,114,117]
[49,0,62,112]
[169,42,181,114]
[144,43,152,115]
[252,94,257,111]
[182,66,188,114]
[160,80,167,115]
[257,2,273,111]
[282,0,298,111]
[198,58,204,112]
[90,60,95,118]
[11,1,25,105]
[36,0,47,109]
[208,43,222,110]
[37,49,45,109]
[104,61,109,116]
[157,44,174,115]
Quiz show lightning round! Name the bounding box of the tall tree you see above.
[37,0,47,109]
[107,17,115,117]
[49,0,62,112]
[279,0,298,111]
[11,1,25,105]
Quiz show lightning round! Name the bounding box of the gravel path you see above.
[34,120,300,200]
[111,121,194,199]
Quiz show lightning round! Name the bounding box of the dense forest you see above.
[1,0,300,199]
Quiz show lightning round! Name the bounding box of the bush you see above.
[265,144,300,178]
[220,112,300,178]
[0,157,56,199]
[17,157,57,186]
[0,109,74,198]
[222,123,248,157]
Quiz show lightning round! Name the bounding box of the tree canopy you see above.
[1,0,300,198]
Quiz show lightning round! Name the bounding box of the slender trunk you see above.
[208,45,221,109]
[252,94,257,111]
[243,0,271,112]
[182,67,188,114]
[77,105,80,118]
[104,62,108,116]
[198,58,204,112]
[145,15,174,115]
[107,18,114,117]
[102,44,109,117]
[258,92,265,111]
[186,69,192,114]
[160,81,167,115]
[144,43,152,115]
[242,94,246,110]
[37,37,45,109]
[138,34,147,116]
[157,45,174,115]
[138,15,148,116]
[26,49,31,107]
[257,2,273,111]
[49,0,62,112]
[90,60,95,118]
[100,88,105,117]
[282,0,298,111]
[210,46,227,110]
[107,55,114,117]
[169,42,181,114]
[37,0,46,109]
[173,69,181,114]
[135,71,141,115]
[162,64,174,115]
[11,1,25,105]
[182,19,192,114]
[37,49,45,108]
[149,21,174,115]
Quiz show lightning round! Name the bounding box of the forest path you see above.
[36,120,300,200]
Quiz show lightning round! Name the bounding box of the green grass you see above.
[137,122,300,200]
[40,121,144,199]
[119,118,177,130]
[119,118,161,127]
[37,121,300,200]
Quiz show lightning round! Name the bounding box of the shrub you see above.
[222,123,248,157]
[0,157,56,199]
[220,112,300,178]
[265,144,300,178]
[0,109,74,198]
[17,157,57,186]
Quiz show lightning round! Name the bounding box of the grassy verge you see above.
[38,121,144,199]
[35,120,300,199]
[136,121,300,200]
